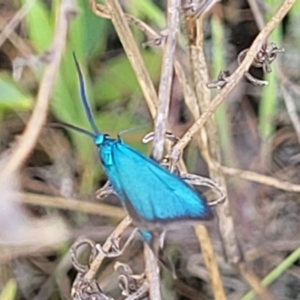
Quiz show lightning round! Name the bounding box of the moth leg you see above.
[143,131,179,145]
[95,180,117,199]
[96,228,139,258]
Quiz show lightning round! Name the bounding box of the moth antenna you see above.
[118,125,148,139]
[73,52,99,135]
[50,122,96,138]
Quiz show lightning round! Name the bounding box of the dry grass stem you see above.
[0,0,36,49]
[170,0,297,160]
[82,216,132,281]
[219,165,300,192]
[195,226,226,299]
[281,86,300,147]
[151,0,180,161]
[0,0,76,178]
[239,263,274,300]
[187,13,228,298]
[20,192,126,219]
[0,16,32,57]
[102,0,158,118]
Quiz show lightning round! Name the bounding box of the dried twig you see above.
[239,263,273,300]
[247,0,265,30]
[90,2,225,298]
[101,1,162,298]
[0,16,32,57]
[19,192,126,219]
[170,0,297,161]
[185,10,228,297]
[217,162,300,192]
[101,0,158,118]
[281,86,300,147]
[247,0,300,152]
[151,0,180,162]
[0,0,36,49]
[195,226,226,299]
[90,1,163,43]
[75,216,132,283]
[146,1,181,298]
[0,0,77,178]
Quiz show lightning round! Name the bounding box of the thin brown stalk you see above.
[187,13,228,298]
[152,0,180,161]
[19,192,126,219]
[101,1,161,297]
[102,0,158,118]
[90,2,161,41]
[0,0,36,49]
[281,86,300,147]
[248,0,300,154]
[174,59,211,169]
[195,226,226,299]
[0,0,76,178]
[239,263,274,300]
[82,216,132,281]
[147,0,180,297]
[0,16,32,57]
[91,2,224,297]
[218,164,300,192]
[144,245,161,300]
[247,0,265,31]
[170,0,297,161]
[71,216,132,297]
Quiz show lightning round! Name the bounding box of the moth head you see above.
[94,134,110,146]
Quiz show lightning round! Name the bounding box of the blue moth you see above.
[71,54,213,241]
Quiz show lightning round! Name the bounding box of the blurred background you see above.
[0,0,300,299]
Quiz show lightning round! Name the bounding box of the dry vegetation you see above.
[0,0,299,299]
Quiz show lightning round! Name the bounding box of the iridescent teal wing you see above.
[109,142,213,225]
